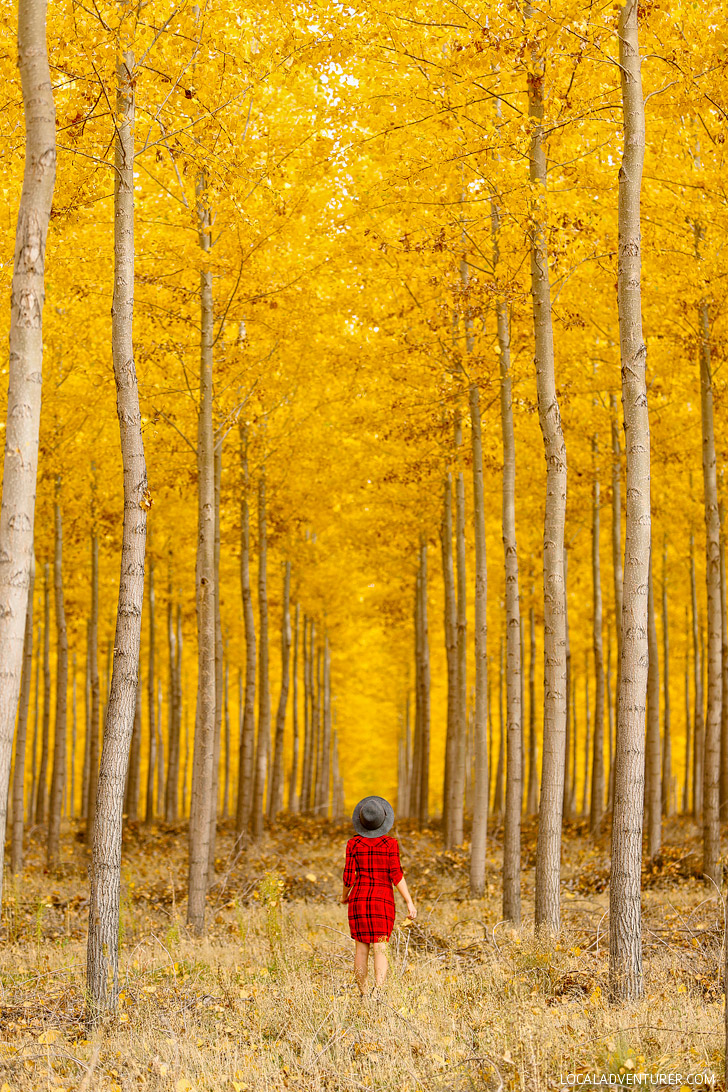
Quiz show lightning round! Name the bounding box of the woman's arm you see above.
[394,875,417,918]
[340,883,352,905]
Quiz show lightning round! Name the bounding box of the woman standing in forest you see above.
[341,796,416,998]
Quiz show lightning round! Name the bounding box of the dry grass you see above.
[0,815,724,1091]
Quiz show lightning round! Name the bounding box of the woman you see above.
[340,795,416,998]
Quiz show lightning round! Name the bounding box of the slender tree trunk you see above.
[582,660,591,817]
[235,426,256,838]
[207,440,223,884]
[452,413,467,846]
[609,395,624,816]
[11,555,34,873]
[313,642,323,811]
[0,0,56,897]
[269,561,291,819]
[69,654,76,817]
[696,271,722,883]
[591,445,605,835]
[610,0,649,1002]
[321,636,332,816]
[417,539,431,825]
[47,489,68,869]
[223,654,230,818]
[164,576,180,822]
[302,618,314,813]
[186,170,216,934]
[86,530,100,844]
[35,563,51,825]
[645,554,661,859]
[607,636,614,813]
[470,384,490,897]
[145,548,155,823]
[493,638,505,817]
[125,674,142,820]
[720,525,728,820]
[87,39,148,1015]
[527,13,568,935]
[690,535,704,818]
[662,539,673,817]
[683,606,692,814]
[81,621,90,821]
[251,470,270,839]
[563,550,574,821]
[441,473,458,844]
[527,604,538,815]
[288,603,300,812]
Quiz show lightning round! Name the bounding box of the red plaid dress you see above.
[343,835,404,943]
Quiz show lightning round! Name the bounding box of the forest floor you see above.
[0,814,724,1092]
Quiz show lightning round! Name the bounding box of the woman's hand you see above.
[406,900,417,920]
[340,894,349,905]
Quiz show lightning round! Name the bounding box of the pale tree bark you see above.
[527,10,568,935]
[417,539,431,825]
[606,637,614,813]
[124,674,142,820]
[493,638,505,818]
[301,618,314,813]
[87,40,149,1016]
[251,469,270,839]
[70,654,76,817]
[164,575,180,822]
[690,535,704,818]
[86,526,100,844]
[609,395,624,815]
[695,257,721,882]
[527,604,539,815]
[563,550,574,821]
[0,0,56,896]
[35,563,50,824]
[235,426,256,838]
[441,473,458,845]
[313,643,323,811]
[720,525,728,820]
[469,383,489,898]
[145,548,156,823]
[11,554,34,873]
[47,486,68,869]
[662,539,673,816]
[186,171,216,934]
[582,658,591,817]
[31,614,42,821]
[156,680,163,817]
[288,603,300,812]
[645,554,661,859]
[591,443,605,835]
[321,636,332,815]
[609,0,649,1002]
[223,653,230,818]
[268,561,291,818]
[411,575,422,823]
[452,412,467,846]
[207,440,223,884]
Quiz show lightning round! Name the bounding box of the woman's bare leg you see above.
[354,941,370,995]
[373,941,388,986]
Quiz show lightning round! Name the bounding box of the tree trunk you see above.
[452,413,467,846]
[87,39,148,1015]
[0,0,56,898]
[269,562,292,819]
[164,576,180,822]
[690,534,704,818]
[609,394,624,817]
[145,548,156,823]
[563,549,574,822]
[441,473,458,845]
[417,540,431,825]
[235,425,256,838]
[683,606,692,814]
[11,554,34,873]
[609,0,649,1002]
[527,13,568,936]
[645,553,661,859]
[493,638,505,818]
[47,488,68,869]
[527,605,538,815]
[301,617,314,813]
[207,440,223,884]
[590,444,605,836]
[662,538,673,817]
[606,636,614,814]
[86,529,100,844]
[288,603,300,812]
[321,636,332,816]
[186,171,216,934]
[125,673,142,820]
[696,274,721,883]
[720,526,728,820]
[470,384,490,897]
[582,659,591,817]
[251,470,270,839]
[35,563,51,825]
[223,653,230,818]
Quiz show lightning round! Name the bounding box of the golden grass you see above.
[0,815,724,1091]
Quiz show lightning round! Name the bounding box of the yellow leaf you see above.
[176,1081,194,1092]
[38,1029,60,1045]
[305,872,317,882]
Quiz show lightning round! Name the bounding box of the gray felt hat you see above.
[352,796,395,837]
